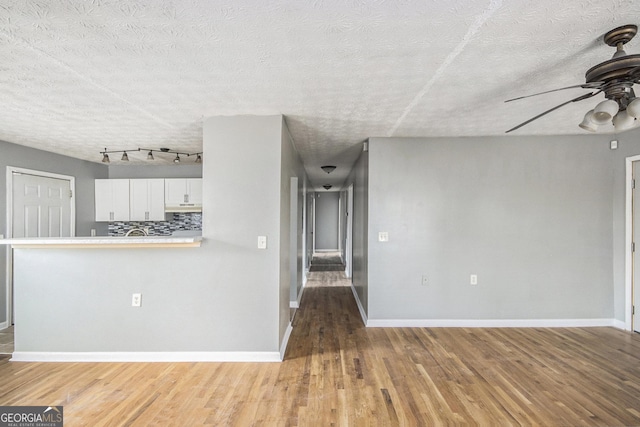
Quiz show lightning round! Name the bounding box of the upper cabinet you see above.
[96,178,202,221]
[165,178,202,212]
[95,179,130,221]
[129,179,165,221]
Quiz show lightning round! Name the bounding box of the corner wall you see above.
[343,146,369,320]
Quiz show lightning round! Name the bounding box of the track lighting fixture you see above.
[99,148,203,163]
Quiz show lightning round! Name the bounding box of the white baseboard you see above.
[10,351,282,363]
[349,283,367,325]
[365,318,620,328]
[0,321,8,331]
[289,281,306,309]
[280,322,293,361]
[612,319,626,330]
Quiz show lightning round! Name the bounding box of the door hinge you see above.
[633,305,635,315]
[69,190,73,198]
[633,242,636,252]
[634,179,637,189]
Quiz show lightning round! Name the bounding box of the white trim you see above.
[350,282,368,325]
[280,322,293,360]
[290,276,306,308]
[5,167,77,327]
[613,319,626,330]
[0,320,8,331]
[625,155,640,331]
[10,351,283,363]
[365,318,620,328]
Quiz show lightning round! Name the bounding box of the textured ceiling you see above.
[0,0,639,189]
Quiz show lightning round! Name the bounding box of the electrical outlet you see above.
[421,275,428,286]
[258,235,267,249]
[378,232,389,242]
[132,293,142,307]
[470,274,478,286]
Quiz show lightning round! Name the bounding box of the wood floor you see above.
[1,270,640,426]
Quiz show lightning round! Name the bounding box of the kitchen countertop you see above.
[0,236,202,248]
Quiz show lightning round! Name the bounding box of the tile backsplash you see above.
[108,212,202,236]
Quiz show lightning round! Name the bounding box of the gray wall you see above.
[13,115,300,355]
[108,164,202,179]
[315,192,340,250]
[0,140,107,326]
[279,119,308,335]
[367,135,617,321]
[344,148,369,317]
[609,126,640,321]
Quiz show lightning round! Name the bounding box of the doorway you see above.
[627,157,640,333]
[5,167,75,326]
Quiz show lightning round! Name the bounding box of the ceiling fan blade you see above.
[505,91,600,133]
[505,83,603,103]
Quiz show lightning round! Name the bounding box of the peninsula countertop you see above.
[0,235,203,248]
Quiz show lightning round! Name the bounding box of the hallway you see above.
[0,267,640,425]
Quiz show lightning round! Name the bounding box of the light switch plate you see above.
[610,140,618,150]
[378,232,389,242]
[258,235,267,249]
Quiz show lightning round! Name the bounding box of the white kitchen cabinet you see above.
[129,179,165,221]
[165,178,202,211]
[95,179,130,221]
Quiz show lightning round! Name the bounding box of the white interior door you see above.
[12,173,72,238]
[6,169,75,326]
[634,162,640,332]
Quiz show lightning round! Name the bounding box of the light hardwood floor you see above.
[1,270,639,425]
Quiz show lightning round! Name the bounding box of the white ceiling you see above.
[1,0,639,189]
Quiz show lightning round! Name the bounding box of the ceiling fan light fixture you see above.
[592,99,619,124]
[613,110,636,131]
[627,98,640,119]
[579,110,599,132]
